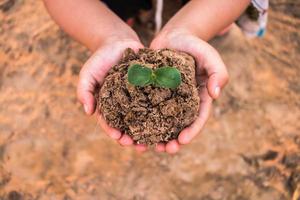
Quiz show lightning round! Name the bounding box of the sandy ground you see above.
[0,0,299,199]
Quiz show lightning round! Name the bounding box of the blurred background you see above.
[0,0,299,199]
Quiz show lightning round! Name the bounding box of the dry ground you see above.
[0,0,299,199]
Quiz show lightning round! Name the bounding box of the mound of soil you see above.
[98,48,200,145]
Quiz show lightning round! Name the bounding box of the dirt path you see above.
[0,0,299,199]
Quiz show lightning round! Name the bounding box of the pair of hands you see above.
[77,30,228,154]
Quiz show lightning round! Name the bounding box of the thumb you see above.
[151,33,229,99]
[77,45,123,115]
[206,69,229,99]
[193,40,229,99]
[77,40,144,115]
[77,68,97,115]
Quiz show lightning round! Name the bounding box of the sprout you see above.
[127,64,181,89]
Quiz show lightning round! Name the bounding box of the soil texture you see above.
[98,48,200,145]
[0,0,299,199]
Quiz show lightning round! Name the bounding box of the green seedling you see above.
[127,64,181,89]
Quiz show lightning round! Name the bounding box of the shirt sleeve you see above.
[236,0,269,38]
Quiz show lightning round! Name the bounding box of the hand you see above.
[150,29,229,154]
[77,38,148,152]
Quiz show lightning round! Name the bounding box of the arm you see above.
[43,0,145,150]
[158,0,251,41]
[43,0,140,51]
[151,0,252,153]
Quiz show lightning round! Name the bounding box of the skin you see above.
[43,0,250,154]
[150,0,251,153]
[151,30,227,153]
[158,0,251,41]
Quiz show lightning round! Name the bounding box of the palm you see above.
[151,31,228,153]
[77,40,147,151]
[78,33,227,154]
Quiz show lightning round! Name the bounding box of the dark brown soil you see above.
[98,48,200,145]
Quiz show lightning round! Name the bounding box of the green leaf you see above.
[127,64,182,89]
[154,66,181,89]
[127,64,153,87]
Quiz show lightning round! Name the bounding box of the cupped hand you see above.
[77,38,147,152]
[150,29,229,154]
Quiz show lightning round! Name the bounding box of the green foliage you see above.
[127,64,181,89]
[127,64,153,87]
[154,67,181,89]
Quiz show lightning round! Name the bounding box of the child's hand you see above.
[150,30,229,154]
[77,38,147,151]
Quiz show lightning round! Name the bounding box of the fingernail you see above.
[83,104,89,114]
[214,86,220,98]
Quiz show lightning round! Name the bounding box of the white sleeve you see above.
[237,0,269,38]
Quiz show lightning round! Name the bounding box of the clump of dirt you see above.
[241,141,300,199]
[98,48,200,145]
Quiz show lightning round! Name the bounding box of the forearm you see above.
[159,0,251,41]
[43,0,139,51]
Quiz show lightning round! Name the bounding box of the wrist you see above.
[151,28,193,48]
[92,29,141,52]
[105,34,140,46]
[91,34,143,58]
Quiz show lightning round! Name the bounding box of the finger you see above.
[77,67,97,115]
[184,40,228,99]
[77,41,143,115]
[118,134,134,146]
[166,140,180,154]
[178,89,212,145]
[77,50,110,115]
[154,34,228,99]
[87,41,144,84]
[97,114,122,140]
[188,40,228,99]
[155,143,166,152]
[135,144,148,153]
[206,67,229,99]
[124,41,144,53]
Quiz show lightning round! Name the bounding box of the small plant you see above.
[127,64,181,89]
